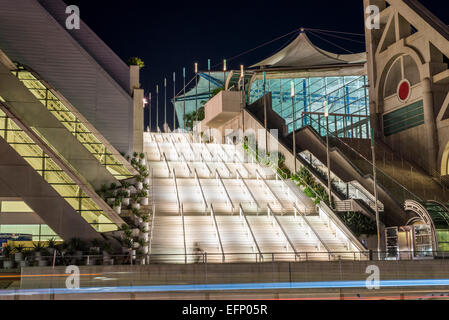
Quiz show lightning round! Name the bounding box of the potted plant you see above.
[131,193,141,210]
[138,238,149,255]
[140,190,149,206]
[113,198,122,214]
[47,238,57,255]
[2,245,14,269]
[120,189,130,206]
[141,214,150,229]
[136,176,144,190]
[139,153,146,165]
[106,190,115,205]
[33,242,49,267]
[142,171,150,184]
[14,245,25,263]
[142,183,149,192]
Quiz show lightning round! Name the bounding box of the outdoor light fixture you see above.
[324,100,328,117]
[223,59,227,72]
[290,81,295,97]
[240,65,244,78]
[194,63,198,74]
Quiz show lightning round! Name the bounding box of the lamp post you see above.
[164,77,167,132]
[291,81,296,174]
[156,85,159,132]
[371,127,381,259]
[208,59,211,99]
[240,65,245,130]
[149,92,152,132]
[173,72,176,131]
[194,63,198,124]
[324,100,332,207]
[263,71,268,153]
[223,59,227,89]
[183,67,186,131]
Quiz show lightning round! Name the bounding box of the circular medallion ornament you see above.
[397,79,411,103]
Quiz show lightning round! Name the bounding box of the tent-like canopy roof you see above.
[251,32,366,69]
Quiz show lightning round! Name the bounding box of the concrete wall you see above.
[0,62,117,190]
[19,259,449,290]
[0,139,102,241]
[0,0,134,154]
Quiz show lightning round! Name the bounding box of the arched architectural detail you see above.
[374,47,425,106]
[404,200,438,250]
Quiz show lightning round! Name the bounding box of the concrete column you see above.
[133,88,144,153]
[422,77,438,174]
[130,65,140,94]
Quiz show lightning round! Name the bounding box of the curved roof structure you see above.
[251,32,366,69]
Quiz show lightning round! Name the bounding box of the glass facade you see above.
[249,75,370,138]
[0,108,117,232]
[0,224,61,241]
[12,65,133,180]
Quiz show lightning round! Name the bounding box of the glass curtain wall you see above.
[0,108,117,232]
[249,75,370,138]
[12,65,133,180]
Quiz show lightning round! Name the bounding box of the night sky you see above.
[67,0,449,130]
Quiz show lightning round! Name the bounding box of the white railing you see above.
[239,204,262,262]
[236,169,259,212]
[215,169,235,212]
[210,204,225,263]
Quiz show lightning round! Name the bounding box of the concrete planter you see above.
[132,203,141,210]
[141,246,149,255]
[139,232,149,242]
[14,253,23,262]
[140,197,149,206]
[142,222,150,232]
[136,182,143,190]
[107,198,115,205]
[114,206,122,215]
[122,198,130,206]
[144,178,150,185]
[139,158,146,166]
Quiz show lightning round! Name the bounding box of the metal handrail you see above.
[172,169,181,210]
[210,204,225,263]
[215,169,235,211]
[239,204,263,261]
[181,204,187,264]
[305,115,422,202]
[267,204,299,257]
[236,169,259,211]
[194,169,208,211]
[256,169,285,212]
[293,203,333,257]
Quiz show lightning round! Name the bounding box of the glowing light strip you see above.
[2,279,449,296]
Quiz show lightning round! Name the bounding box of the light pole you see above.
[324,100,332,207]
[208,59,211,99]
[240,65,245,130]
[183,67,186,131]
[173,72,176,131]
[194,63,198,125]
[156,85,159,132]
[164,77,167,132]
[223,59,227,89]
[263,71,268,153]
[291,81,296,174]
[371,127,381,259]
[149,92,152,132]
